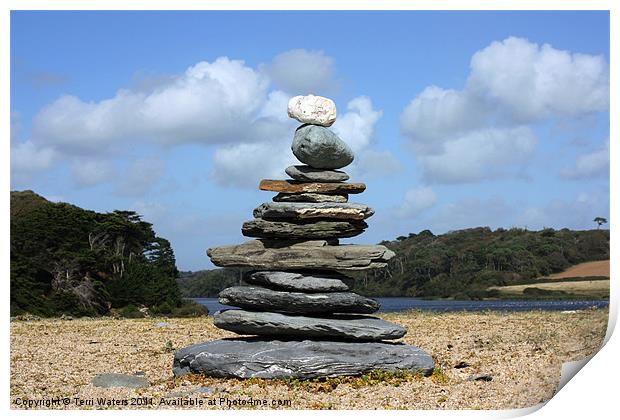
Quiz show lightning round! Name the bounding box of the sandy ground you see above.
[547,260,610,279]
[10,308,608,410]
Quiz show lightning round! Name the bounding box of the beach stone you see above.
[91,373,149,389]
[260,179,365,195]
[273,192,348,203]
[214,310,407,341]
[254,202,374,222]
[292,125,354,169]
[207,239,395,271]
[173,339,435,379]
[287,95,337,127]
[285,165,349,182]
[246,271,350,292]
[218,286,380,314]
[242,218,367,239]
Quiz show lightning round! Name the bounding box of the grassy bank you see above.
[10,309,608,410]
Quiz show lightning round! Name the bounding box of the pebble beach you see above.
[10,308,608,410]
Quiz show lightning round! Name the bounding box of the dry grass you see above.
[546,260,609,279]
[10,308,608,410]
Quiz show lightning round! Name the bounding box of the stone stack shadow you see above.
[173,95,434,379]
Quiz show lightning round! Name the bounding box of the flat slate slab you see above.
[273,192,348,203]
[213,310,407,341]
[242,218,367,239]
[285,165,349,182]
[254,202,374,221]
[207,239,395,271]
[245,271,350,292]
[91,373,149,389]
[173,339,435,379]
[219,286,380,314]
[260,179,365,195]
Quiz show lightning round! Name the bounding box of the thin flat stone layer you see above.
[242,218,367,239]
[219,286,379,314]
[292,125,354,169]
[254,202,374,221]
[173,339,435,379]
[273,192,348,203]
[246,271,350,292]
[207,239,395,271]
[260,180,365,194]
[213,310,407,341]
[285,165,349,182]
[287,95,337,127]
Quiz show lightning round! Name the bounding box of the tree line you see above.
[178,227,610,300]
[10,190,205,317]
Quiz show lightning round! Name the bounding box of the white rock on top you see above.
[287,95,337,127]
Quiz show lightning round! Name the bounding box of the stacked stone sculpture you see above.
[173,94,434,379]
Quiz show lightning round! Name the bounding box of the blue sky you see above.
[10,10,610,271]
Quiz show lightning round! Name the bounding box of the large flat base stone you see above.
[172,339,434,379]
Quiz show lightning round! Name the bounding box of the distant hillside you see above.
[178,227,610,300]
[10,190,186,317]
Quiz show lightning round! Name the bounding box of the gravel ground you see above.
[10,308,608,410]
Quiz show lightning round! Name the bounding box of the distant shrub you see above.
[170,300,209,318]
[119,304,145,318]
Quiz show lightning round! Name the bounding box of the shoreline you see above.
[11,308,608,410]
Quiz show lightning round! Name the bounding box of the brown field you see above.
[10,309,608,410]
[546,260,610,279]
[491,280,609,295]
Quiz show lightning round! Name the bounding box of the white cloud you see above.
[262,49,336,95]
[211,96,384,187]
[115,157,165,196]
[561,138,609,179]
[32,57,270,153]
[400,86,488,153]
[468,37,609,121]
[331,96,383,154]
[353,149,404,178]
[11,141,57,174]
[400,37,609,184]
[71,159,116,187]
[419,126,537,183]
[396,186,437,218]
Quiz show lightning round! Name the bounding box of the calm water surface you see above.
[191,297,609,314]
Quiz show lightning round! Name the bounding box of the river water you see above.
[191,297,609,314]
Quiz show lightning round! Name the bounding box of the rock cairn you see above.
[173,94,434,379]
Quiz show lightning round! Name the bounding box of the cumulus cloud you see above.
[467,37,609,121]
[419,126,537,183]
[561,138,609,179]
[71,159,116,187]
[262,49,336,95]
[354,149,404,178]
[396,186,438,218]
[32,57,269,153]
[400,36,609,184]
[11,141,57,174]
[212,96,384,187]
[115,157,165,196]
[331,96,383,153]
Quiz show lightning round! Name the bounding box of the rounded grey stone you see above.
[218,286,380,314]
[246,271,350,292]
[172,339,435,379]
[285,165,349,182]
[213,309,407,341]
[292,125,354,169]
